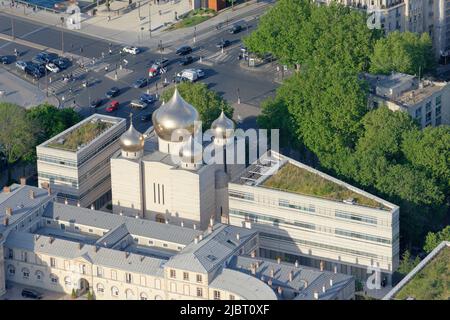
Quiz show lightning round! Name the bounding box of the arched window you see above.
[22,268,30,279]
[7,265,15,276]
[50,273,58,284]
[111,286,119,297]
[97,283,105,294]
[64,276,71,286]
[35,270,44,281]
[140,292,148,300]
[154,295,163,300]
[125,289,135,300]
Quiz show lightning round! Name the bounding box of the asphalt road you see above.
[0,12,278,132]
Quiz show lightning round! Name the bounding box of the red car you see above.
[106,100,119,112]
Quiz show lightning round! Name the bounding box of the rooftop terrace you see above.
[262,163,386,209]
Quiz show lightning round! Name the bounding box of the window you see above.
[111,286,119,297]
[111,270,117,280]
[426,101,432,112]
[163,243,168,248]
[436,105,441,116]
[436,95,442,106]
[50,257,56,267]
[50,274,58,284]
[35,270,44,281]
[229,294,235,300]
[196,274,202,283]
[183,272,189,281]
[7,265,15,275]
[97,283,105,294]
[415,107,422,118]
[8,249,13,259]
[436,116,442,125]
[170,270,176,279]
[64,276,71,286]
[196,287,203,297]
[140,292,148,300]
[213,290,221,300]
[22,268,30,279]
[97,266,103,277]
[125,273,132,284]
[148,240,154,245]
[22,251,28,262]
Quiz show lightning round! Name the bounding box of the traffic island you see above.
[105,68,133,81]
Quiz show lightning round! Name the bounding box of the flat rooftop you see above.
[40,114,124,153]
[396,82,446,106]
[233,152,393,211]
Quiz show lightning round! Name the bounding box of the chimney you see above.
[277,257,281,264]
[77,201,81,207]
[288,270,293,282]
[333,265,338,274]
[295,260,299,268]
[236,233,240,241]
[329,279,333,287]
[3,186,10,193]
[322,285,326,293]
[193,224,197,230]
[181,221,184,227]
[320,260,324,271]
[20,177,26,186]
[125,252,130,259]
[268,279,273,286]
[194,237,199,244]
[250,250,256,258]
[64,198,68,205]
[47,187,52,195]
[209,216,214,227]
[255,261,260,269]
[269,268,274,278]
[78,243,83,250]
[49,237,55,244]
[313,291,319,300]
[277,287,283,295]
[250,263,256,275]
[5,207,12,217]
[3,217,9,226]
[304,281,308,289]
[29,190,35,199]
[199,234,203,241]
[135,215,139,219]
[90,204,95,210]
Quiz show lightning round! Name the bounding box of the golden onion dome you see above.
[152,88,199,141]
[179,136,203,163]
[211,110,235,139]
[120,116,145,152]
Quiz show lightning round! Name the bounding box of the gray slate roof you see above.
[5,231,166,277]
[209,268,277,300]
[43,202,202,245]
[164,224,257,273]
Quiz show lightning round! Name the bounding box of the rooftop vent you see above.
[194,237,199,244]
[78,243,83,250]
[277,257,281,264]
[193,224,197,230]
[289,270,293,282]
[49,237,55,244]
[64,198,68,205]
[236,233,240,241]
[199,234,203,241]
[343,198,355,205]
[270,268,274,278]
[77,201,81,207]
[29,190,35,200]
[3,217,9,226]
[181,221,184,227]
[295,260,299,268]
[330,279,333,287]
[314,291,319,300]
[322,285,326,293]
[20,177,26,186]
[3,186,11,193]
[5,207,12,217]
[90,204,95,210]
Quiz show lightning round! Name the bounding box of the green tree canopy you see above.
[370,31,435,75]
[161,82,233,130]
[424,226,450,253]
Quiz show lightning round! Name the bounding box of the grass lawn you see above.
[167,9,216,30]
[48,121,113,152]
[395,247,450,300]
[263,163,386,209]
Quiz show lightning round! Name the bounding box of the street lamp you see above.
[11,16,15,40]
[194,26,197,43]
[60,17,65,55]
[237,88,241,104]
[148,1,152,38]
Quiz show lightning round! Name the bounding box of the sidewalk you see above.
[1,0,275,48]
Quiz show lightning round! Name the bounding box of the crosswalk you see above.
[196,48,237,66]
[47,67,86,93]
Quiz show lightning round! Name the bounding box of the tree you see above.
[423,226,450,253]
[0,103,38,183]
[397,250,421,276]
[27,104,81,145]
[370,31,435,75]
[71,288,77,299]
[160,82,233,130]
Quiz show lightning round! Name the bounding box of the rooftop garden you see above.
[166,8,216,30]
[395,247,450,300]
[47,120,113,152]
[263,163,386,209]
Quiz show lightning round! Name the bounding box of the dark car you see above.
[176,45,192,56]
[39,52,59,63]
[53,57,70,70]
[1,56,13,64]
[106,87,120,98]
[155,58,169,68]
[21,288,43,299]
[216,39,231,49]
[133,77,148,88]
[90,98,102,108]
[141,113,152,122]
[179,56,194,66]
[25,65,44,79]
[172,75,189,84]
[30,63,46,74]
[31,56,47,66]
[139,93,155,104]
[228,24,242,34]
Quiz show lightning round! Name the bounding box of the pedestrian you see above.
[107,15,111,22]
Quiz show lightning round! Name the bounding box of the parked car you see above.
[15,60,29,71]
[105,87,120,98]
[133,77,148,88]
[179,56,194,66]
[178,69,205,82]
[1,56,13,64]
[139,93,155,104]
[52,57,70,70]
[123,46,140,55]
[25,65,44,79]
[176,45,192,55]
[155,58,169,68]
[216,39,231,49]
[40,52,59,63]
[140,113,152,122]
[106,100,119,112]
[46,62,60,73]
[228,24,242,34]
[172,75,189,84]
[90,98,102,108]
[21,288,43,299]
[130,99,147,109]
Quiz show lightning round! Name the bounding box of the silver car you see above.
[15,60,28,71]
